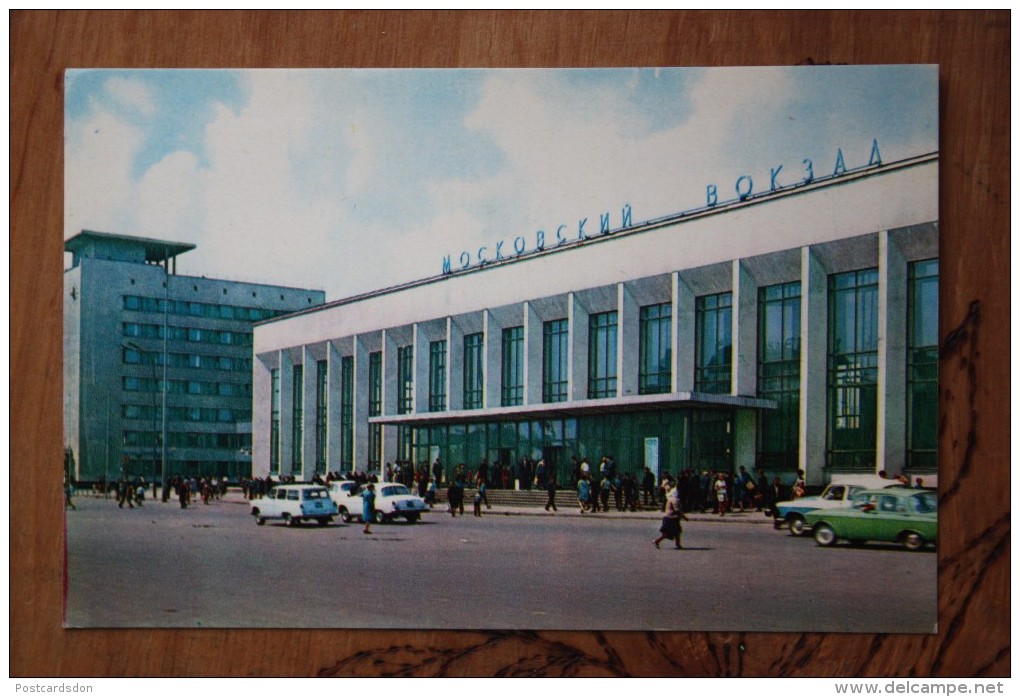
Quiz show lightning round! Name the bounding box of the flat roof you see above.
[64,230,196,263]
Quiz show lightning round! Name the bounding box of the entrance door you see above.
[542,446,566,486]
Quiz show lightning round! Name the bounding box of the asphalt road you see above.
[64,492,937,632]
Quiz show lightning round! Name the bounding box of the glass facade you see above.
[696,292,732,394]
[315,360,327,475]
[757,282,801,471]
[429,340,447,412]
[408,409,718,485]
[501,326,524,406]
[543,319,569,403]
[907,259,939,471]
[292,364,303,474]
[397,345,414,415]
[639,303,672,395]
[270,368,280,475]
[340,355,354,469]
[827,268,879,471]
[463,333,484,409]
[368,351,382,470]
[588,311,618,398]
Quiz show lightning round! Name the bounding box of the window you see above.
[429,340,447,412]
[270,369,280,475]
[695,292,732,394]
[397,345,414,414]
[501,326,524,406]
[827,268,879,470]
[588,311,618,398]
[315,360,328,475]
[292,364,303,471]
[463,333,484,409]
[907,259,938,470]
[340,356,354,469]
[368,352,382,417]
[639,303,672,395]
[757,282,801,471]
[543,319,569,403]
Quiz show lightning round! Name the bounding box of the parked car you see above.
[330,481,428,524]
[251,484,338,526]
[777,476,901,536]
[805,488,937,551]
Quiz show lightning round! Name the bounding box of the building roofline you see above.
[256,150,939,328]
[64,230,197,262]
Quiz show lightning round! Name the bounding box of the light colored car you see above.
[806,488,937,551]
[251,484,338,527]
[777,476,900,536]
[330,481,428,524]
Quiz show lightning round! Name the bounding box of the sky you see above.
[64,66,938,301]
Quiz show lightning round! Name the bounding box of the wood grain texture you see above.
[11,10,1009,677]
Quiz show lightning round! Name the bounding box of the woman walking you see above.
[362,483,376,534]
[653,480,689,549]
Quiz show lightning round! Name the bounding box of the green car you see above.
[805,488,937,551]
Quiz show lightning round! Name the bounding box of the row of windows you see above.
[123,376,252,397]
[123,348,252,373]
[268,260,937,475]
[123,430,252,450]
[122,404,252,423]
[123,295,287,322]
[123,322,253,347]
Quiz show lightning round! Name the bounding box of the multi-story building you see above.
[63,231,326,483]
[251,150,938,488]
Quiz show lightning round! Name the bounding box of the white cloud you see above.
[64,109,143,237]
[104,77,156,117]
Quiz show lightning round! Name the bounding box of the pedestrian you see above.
[362,483,376,534]
[642,467,656,507]
[577,475,591,514]
[545,475,558,512]
[473,488,483,517]
[64,478,77,510]
[424,477,437,507]
[793,469,807,498]
[653,481,689,549]
[767,476,789,529]
[477,473,491,509]
[714,472,728,516]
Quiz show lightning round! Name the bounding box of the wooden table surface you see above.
[10,10,1009,677]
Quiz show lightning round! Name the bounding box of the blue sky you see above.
[64,66,937,300]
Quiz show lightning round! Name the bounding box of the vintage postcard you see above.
[63,66,938,631]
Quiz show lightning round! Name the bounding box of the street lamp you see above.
[125,339,166,499]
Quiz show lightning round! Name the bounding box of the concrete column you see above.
[352,336,369,470]
[799,246,828,486]
[326,341,343,472]
[483,310,501,408]
[733,260,758,397]
[279,351,294,478]
[447,317,465,410]
[523,301,543,405]
[302,347,317,478]
[673,272,696,393]
[568,292,589,401]
[618,283,639,398]
[878,230,908,476]
[252,354,274,478]
[413,323,429,413]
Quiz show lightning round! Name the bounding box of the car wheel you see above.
[317,517,329,527]
[903,532,925,551]
[788,516,806,537]
[374,510,387,524]
[814,523,837,547]
[339,507,352,523]
[406,513,420,523]
[255,515,266,526]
